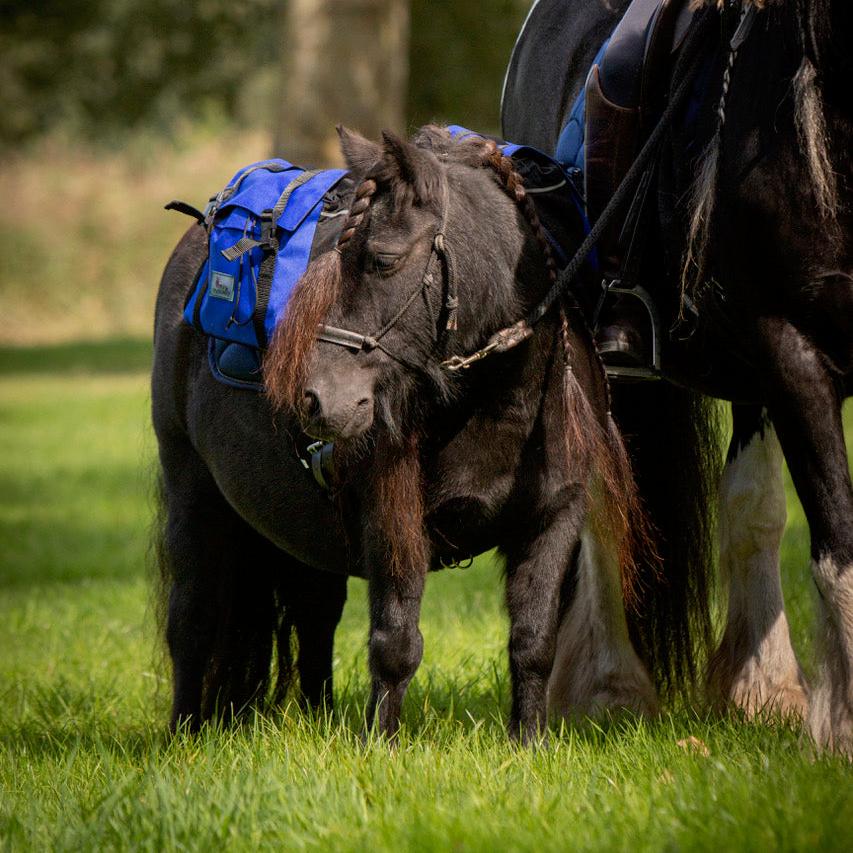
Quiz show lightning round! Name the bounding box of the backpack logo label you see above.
[209,271,235,301]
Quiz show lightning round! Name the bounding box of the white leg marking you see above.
[809,555,853,753]
[709,422,809,717]
[547,523,658,718]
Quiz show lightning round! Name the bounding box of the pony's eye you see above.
[371,253,401,275]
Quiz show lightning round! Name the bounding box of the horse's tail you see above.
[151,469,299,726]
[611,383,723,698]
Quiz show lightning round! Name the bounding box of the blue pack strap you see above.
[251,208,279,348]
[219,169,329,262]
[277,169,347,231]
[250,171,322,347]
[273,169,322,222]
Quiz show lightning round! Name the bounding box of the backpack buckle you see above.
[259,209,278,250]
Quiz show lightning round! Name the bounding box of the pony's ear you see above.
[380,130,443,206]
[337,125,382,174]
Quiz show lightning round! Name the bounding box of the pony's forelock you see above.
[263,176,379,412]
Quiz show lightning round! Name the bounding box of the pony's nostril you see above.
[303,390,321,418]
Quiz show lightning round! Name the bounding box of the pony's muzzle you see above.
[301,383,374,442]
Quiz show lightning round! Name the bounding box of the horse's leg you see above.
[159,437,309,732]
[158,439,241,732]
[758,318,853,751]
[364,567,425,738]
[707,404,809,717]
[503,502,589,742]
[286,566,348,711]
[546,517,658,720]
[362,537,426,739]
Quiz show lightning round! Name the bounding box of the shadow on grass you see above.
[0,337,152,376]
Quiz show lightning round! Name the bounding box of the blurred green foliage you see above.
[0,0,279,146]
[0,0,529,148]
[408,1,529,131]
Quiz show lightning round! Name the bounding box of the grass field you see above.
[1,339,851,851]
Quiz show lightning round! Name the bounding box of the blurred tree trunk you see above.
[275,0,410,167]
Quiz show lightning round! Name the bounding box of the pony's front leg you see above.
[364,546,426,739]
[503,506,584,742]
[759,318,853,752]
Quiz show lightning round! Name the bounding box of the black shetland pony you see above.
[503,0,853,750]
[152,126,657,741]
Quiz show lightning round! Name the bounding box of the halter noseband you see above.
[316,177,457,371]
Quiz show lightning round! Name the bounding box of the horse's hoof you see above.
[707,651,810,721]
[808,684,853,756]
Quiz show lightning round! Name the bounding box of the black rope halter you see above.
[316,177,457,370]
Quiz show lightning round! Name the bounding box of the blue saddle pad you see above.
[554,0,697,176]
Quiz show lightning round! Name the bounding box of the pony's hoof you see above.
[728,680,810,721]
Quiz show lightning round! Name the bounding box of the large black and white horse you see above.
[503,0,852,749]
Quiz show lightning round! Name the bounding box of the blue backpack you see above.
[183,160,349,350]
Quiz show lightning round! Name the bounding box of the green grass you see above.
[1,339,852,851]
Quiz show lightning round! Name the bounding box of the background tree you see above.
[0,0,528,151]
[275,0,409,166]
